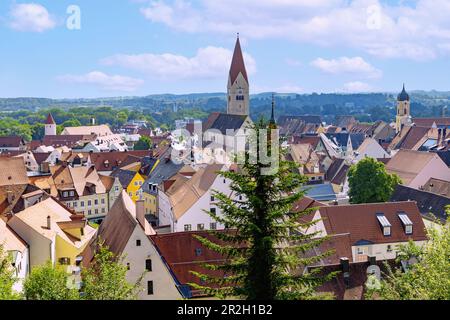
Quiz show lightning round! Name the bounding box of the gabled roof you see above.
[229,37,248,84]
[0,136,24,148]
[151,231,227,297]
[165,164,224,220]
[0,219,27,253]
[303,183,337,201]
[390,184,450,223]
[141,159,184,194]
[10,197,95,247]
[412,118,450,128]
[0,158,28,186]
[331,164,350,186]
[88,151,150,172]
[386,150,439,185]
[422,177,450,197]
[325,158,345,181]
[62,125,113,136]
[110,169,139,189]
[82,191,155,266]
[203,112,248,134]
[318,201,428,245]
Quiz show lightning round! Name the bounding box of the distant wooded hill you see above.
[1,91,449,124]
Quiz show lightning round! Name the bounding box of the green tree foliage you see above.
[61,119,82,128]
[191,120,336,300]
[24,262,79,300]
[134,136,153,151]
[367,216,450,300]
[0,244,20,300]
[81,241,142,300]
[348,157,401,204]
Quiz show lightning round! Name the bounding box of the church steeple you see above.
[227,33,250,116]
[270,93,276,127]
[395,83,411,133]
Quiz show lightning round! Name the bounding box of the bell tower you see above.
[396,84,411,133]
[45,113,57,136]
[227,34,250,116]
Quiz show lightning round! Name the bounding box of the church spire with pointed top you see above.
[269,93,277,129]
[227,33,250,116]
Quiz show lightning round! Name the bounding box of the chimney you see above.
[46,215,51,229]
[7,190,14,204]
[136,200,146,229]
[368,255,376,266]
[340,257,350,288]
[41,161,50,173]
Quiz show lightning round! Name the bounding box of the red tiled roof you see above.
[319,201,428,245]
[0,136,24,148]
[151,231,228,295]
[229,37,248,84]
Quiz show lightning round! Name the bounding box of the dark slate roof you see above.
[397,84,410,102]
[390,184,450,223]
[325,158,345,181]
[432,150,450,167]
[141,159,184,194]
[302,183,337,201]
[326,133,350,148]
[204,113,247,134]
[350,133,366,150]
[110,169,137,188]
[331,164,350,185]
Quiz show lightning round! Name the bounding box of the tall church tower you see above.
[227,34,250,116]
[45,113,57,136]
[395,84,411,133]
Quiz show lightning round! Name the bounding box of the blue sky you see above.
[1,0,450,98]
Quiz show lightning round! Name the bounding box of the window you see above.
[387,245,393,252]
[136,239,141,247]
[383,226,391,236]
[101,208,106,214]
[210,195,215,202]
[73,202,77,208]
[59,257,70,265]
[145,259,152,271]
[69,191,74,197]
[135,181,138,186]
[101,198,105,204]
[88,200,92,206]
[405,225,413,235]
[210,222,217,230]
[184,224,192,231]
[195,248,202,256]
[127,263,130,270]
[94,199,98,205]
[115,186,119,192]
[88,210,92,215]
[197,224,205,231]
[210,208,217,215]
[147,281,154,295]
[95,209,98,214]
[63,191,68,198]
[80,201,85,207]
[357,248,364,255]
[223,179,226,184]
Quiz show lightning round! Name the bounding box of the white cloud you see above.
[311,56,382,78]
[57,71,144,92]
[101,46,257,80]
[138,0,450,61]
[342,81,374,92]
[9,3,56,32]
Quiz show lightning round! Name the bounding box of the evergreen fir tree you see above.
[191,117,336,300]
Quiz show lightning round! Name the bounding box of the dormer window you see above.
[376,213,392,236]
[398,212,413,235]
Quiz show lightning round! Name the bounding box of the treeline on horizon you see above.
[0,92,449,142]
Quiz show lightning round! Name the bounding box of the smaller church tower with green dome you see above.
[395,84,411,133]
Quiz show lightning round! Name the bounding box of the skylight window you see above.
[376,214,391,236]
[398,212,413,235]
